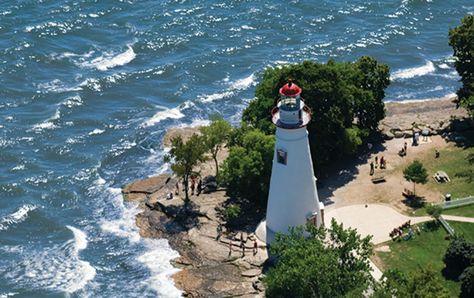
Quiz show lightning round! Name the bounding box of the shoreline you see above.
[122,95,472,297]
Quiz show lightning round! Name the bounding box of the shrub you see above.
[443,236,474,279]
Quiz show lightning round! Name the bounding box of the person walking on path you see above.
[370,161,374,176]
[196,178,202,196]
[404,142,407,154]
[253,240,258,255]
[190,177,195,195]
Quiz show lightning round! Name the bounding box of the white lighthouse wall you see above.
[266,127,321,234]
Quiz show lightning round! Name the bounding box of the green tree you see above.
[443,236,474,279]
[372,268,450,298]
[460,266,474,298]
[199,115,232,179]
[164,134,207,204]
[449,15,474,116]
[242,57,389,169]
[220,128,274,206]
[425,203,443,220]
[264,219,373,298]
[403,160,428,196]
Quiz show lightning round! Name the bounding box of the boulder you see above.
[393,130,404,138]
[383,131,394,140]
[242,269,261,278]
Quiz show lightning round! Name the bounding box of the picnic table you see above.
[402,188,415,197]
[371,174,386,184]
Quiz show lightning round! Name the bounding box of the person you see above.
[380,156,386,169]
[166,192,173,200]
[375,156,378,167]
[435,149,440,158]
[370,161,374,176]
[253,240,258,255]
[404,141,407,153]
[190,178,195,195]
[240,241,245,257]
[216,224,222,240]
[196,178,202,196]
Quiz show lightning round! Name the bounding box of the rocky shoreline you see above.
[122,96,472,297]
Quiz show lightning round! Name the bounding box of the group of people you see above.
[389,220,417,241]
[175,176,202,196]
[228,232,258,258]
[370,155,386,175]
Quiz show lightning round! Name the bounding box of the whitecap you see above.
[85,46,136,71]
[3,226,96,293]
[11,164,26,171]
[36,79,82,94]
[231,73,257,90]
[438,63,450,69]
[31,121,58,132]
[142,102,194,127]
[0,204,37,231]
[199,91,234,103]
[198,73,257,103]
[88,129,105,136]
[391,61,435,80]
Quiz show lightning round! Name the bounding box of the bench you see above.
[402,188,415,198]
[371,175,386,184]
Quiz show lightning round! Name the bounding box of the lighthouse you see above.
[256,80,324,244]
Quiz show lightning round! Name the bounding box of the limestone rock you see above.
[383,131,394,140]
[393,130,404,138]
[242,269,261,277]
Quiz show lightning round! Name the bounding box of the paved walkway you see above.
[443,214,474,223]
[325,204,431,245]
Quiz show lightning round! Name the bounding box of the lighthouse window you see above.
[277,149,287,165]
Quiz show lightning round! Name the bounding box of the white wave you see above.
[231,73,257,90]
[11,164,25,171]
[62,95,83,108]
[4,226,96,293]
[85,46,136,71]
[438,63,450,69]
[142,102,194,127]
[31,121,58,132]
[99,183,181,297]
[198,73,257,103]
[199,91,234,103]
[88,129,105,136]
[391,61,435,80]
[0,204,37,231]
[36,79,82,93]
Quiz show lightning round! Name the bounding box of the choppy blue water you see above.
[0,0,472,296]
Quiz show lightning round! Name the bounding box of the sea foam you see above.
[391,61,435,80]
[86,46,136,71]
[98,181,182,297]
[0,205,37,231]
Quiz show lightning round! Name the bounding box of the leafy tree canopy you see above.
[164,134,207,202]
[403,160,428,195]
[264,219,373,298]
[242,57,390,168]
[220,127,274,206]
[449,14,474,116]
[460,265,474,298]
[199,114,233,179]
[443,236,474,279]
[372,268,450,298]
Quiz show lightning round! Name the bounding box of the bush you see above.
[460,266,474,298]
[224,204,241,222]
[443,236,474,279]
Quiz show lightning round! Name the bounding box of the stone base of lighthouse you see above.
[255,200,325,244]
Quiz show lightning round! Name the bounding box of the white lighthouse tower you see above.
[256,80,324,243]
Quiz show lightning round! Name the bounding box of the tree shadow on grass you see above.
[443,123,474,149]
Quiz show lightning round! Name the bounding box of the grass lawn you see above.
[448,220,474,242]
[420,132,474,199]
[443,204,474,218]
[374,221,460,296]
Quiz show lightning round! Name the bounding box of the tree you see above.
[199,115,232,179]
[372,268,450,298]
[449,15,474,116]
[164,134,207,204]
[264,219,374,298]
[220,128,274,206]
[425,203,443,220]
[403,160,428,196]
[460,266,474,298]
[241,57,389,170]
[443,236,474,279]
